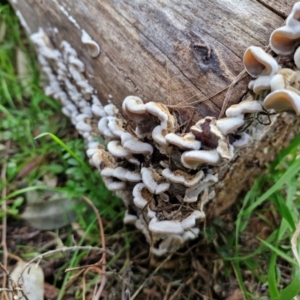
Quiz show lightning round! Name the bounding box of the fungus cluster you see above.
[86,94,260,255]
[245,2,300,116]
[28,2,300,256]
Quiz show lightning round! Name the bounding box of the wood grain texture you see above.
[14,0,283,119]
[258,0,295,17]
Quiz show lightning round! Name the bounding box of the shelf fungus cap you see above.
[107,116,125,138]
[270,26,300,55]
[86,147,101,159]
[104,103,118,116]
[75,120,92,132]
[123,210,138,225]
[90,148,116,170]
[91,103,107,118]
[217,141,234,160]
[216,117,244,135]
[270,74,287,92]
[100,167,115,177]
[250,75,274,94]
[161,168,204,187]
[190,117,224,149]
[152,125,170,153]
[102,176,126,191]
[270,2,300,55]
[294,46,300,69]
[270,68,298,91]
[107,140,131,158]
[243,46,278,77]
[145,102,175,129]
[263,89,300,115]
[141,167,170,194]
[133,183,152,209]
[111,166,141,182]
[165,132,201,150]
[181,149,221,170]
[149,217,184,234]
[98,117,116,138]
[121,133,153,155]
[225,100,263,118]
[122,96,147,122]
[81,33,100,58]
[184,174,218,202]
[180,210,205,230]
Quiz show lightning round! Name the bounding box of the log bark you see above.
[11,0,298,220]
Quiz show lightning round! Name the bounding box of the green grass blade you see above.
[257,238,297,266]
[277,268,300,300]
[273,193,296,231]
[270,133,300,171]
[232,262,251,300]
[35,132,87,167]
[1,185,61,203]
[268,257,279,299]
[242,158,300,216]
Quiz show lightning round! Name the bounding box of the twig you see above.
[1,141,10,300]
[7,253,23,262]
[130,254,172,300]
[169,283,185,300]
[218,69,248,119]
[82,195,107,300]
[169,272,199,300]
[163,282,172,300]
[17,246,112,286]
[0,262,29,300]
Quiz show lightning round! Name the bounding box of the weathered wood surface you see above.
[11,0,299,217]
[14,0,288,117]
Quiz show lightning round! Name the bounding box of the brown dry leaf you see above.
[16,154,46,179]
[226,288,244,300]
[44,282,60,300]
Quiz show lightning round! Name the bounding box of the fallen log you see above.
[11,0,300,254]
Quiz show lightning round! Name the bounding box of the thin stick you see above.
[163,282,172,300]
[130,254,172,300]
[82,195,107,300]
[166,84,230,109]
[218,69,248,119]
[17,246,112,285]
[1,141,10,300]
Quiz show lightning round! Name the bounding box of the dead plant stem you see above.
[82,195,107,300]
[130,254,172,300]
[1,141,10,300]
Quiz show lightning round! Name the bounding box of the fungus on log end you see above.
[11,0,300,255]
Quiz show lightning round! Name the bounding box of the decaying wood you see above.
[11,0,298,218]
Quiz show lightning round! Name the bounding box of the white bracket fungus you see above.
[81,30,101,58]
[263,89,300,115]
[270,2,300,55]
[141,167,170,194]
[161,168,204,187]
[165,132,201,150]
[181,149,221,170]
[225,100,263,118]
